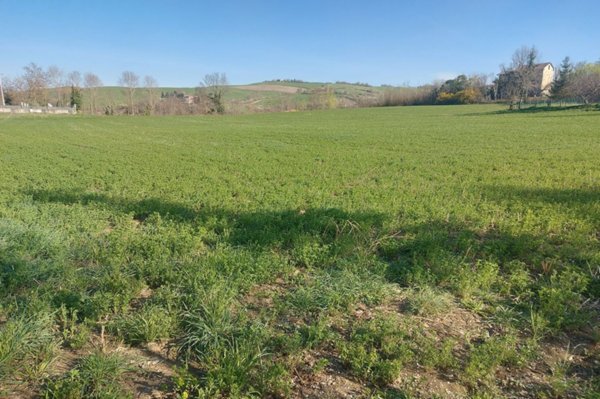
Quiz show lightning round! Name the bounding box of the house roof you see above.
[534,63,553,71]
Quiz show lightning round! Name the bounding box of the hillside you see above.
[81,81,386,114]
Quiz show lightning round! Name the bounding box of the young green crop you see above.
[0,104,599,397]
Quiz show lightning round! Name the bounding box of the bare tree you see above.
[3,76,27,105]
[143,75,158,114]
[510,45,539,105]
[22,62,48,105]
[67,71,82,88]
[496,46,539,109]
[568,63,600,104]
[84,73,103,114]
[198,72,228,113]
[119,71,139,115]
[46,66,65,106]
[0,76,5,106]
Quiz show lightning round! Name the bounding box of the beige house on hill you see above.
[534,63,555,95]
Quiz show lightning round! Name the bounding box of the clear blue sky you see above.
[1,0,599,86]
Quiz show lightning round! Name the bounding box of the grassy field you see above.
[0,105,599,398]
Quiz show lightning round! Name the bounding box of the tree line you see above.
[2,64,229,115]
[378,46,600,109]
[550,57,600,105]
[2,50,599,115]
[2,63,103,112]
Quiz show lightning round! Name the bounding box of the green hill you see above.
[81,81,388,114]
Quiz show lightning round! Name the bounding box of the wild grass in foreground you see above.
[0,104,599,398]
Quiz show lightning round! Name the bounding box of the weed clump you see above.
[109,304,174,345]
[404,286,454,316]
[339,315,413,385]
[43,352,131,399]
[0,312,59,383]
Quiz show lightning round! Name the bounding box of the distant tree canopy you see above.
[70,85,83,110]
[435,74,488,104]
[119,71,139,115]
[198,73,228,114]
[568,62,600,104]
[496,46,541,108]
[550,57,573,101]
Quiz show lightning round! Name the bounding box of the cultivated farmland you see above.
[0,105,599,398]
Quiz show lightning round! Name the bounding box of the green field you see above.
[1,105,599,398]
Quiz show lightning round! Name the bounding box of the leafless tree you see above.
[119,71,139,115]
[84,73,103,114]
[568,63,600,104]
[67,71,82,88]
[510,45,539,105]
[22,62,48,105]
[46,66,65,106]
[143,75,158,114]
[2,76,27,105]
[198,72,228,113]
[495,46,539,109]
[0,76,5,106]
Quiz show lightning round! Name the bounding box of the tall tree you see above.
[22,62,48,105]
[568,63,600,104]
[199,72,228,114]
[119,71,139,115]
[70,85,83,111]
[46,66,65,106]
[3,77,27,105]
[143,75,158,114]
[84,73,103,114]
[497,46,539,109]
[0,76,5,106]
[67,71,82,88]
[511,45,539,105]
[550,57,573,104]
